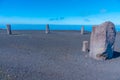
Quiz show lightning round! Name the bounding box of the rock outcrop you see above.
[89,21,116,60]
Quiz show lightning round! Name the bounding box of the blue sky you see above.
[0,0,120,24]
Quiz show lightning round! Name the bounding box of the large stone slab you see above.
[89,21,116,60]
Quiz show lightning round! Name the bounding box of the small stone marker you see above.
[81,26,84,35]
[6,24,12,35]
[45,24,50,34]
[82,41,89,52]
[89,21,116,60]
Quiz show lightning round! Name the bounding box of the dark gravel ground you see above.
[0,30,120,80]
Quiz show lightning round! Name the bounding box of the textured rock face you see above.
[89,21,116,60]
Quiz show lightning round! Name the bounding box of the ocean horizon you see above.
[0,24,120,32]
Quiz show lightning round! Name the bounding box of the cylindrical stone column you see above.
[45,24,50,34]
[6,24,12,35]
[81,26,84,35]
[82,41,89,52]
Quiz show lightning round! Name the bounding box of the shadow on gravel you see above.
[112,51,120,59]
[10,34,25,36]
[81,31,91,35]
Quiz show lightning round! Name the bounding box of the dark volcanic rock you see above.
[89,21,116,60]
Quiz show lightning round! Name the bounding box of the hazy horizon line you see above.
[0,23,120,25]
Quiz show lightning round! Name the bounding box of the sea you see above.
[0,24,120,32]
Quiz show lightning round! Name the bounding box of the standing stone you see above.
[45,24,50,34]
[89,21,116,60]
[82,41,89,52]
[6,24,12,35]
[81,26,84,35]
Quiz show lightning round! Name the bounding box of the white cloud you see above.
[86,12,120,25]
[100,9,107,13]
[0,12,120,25]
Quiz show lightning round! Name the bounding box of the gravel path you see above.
[0,30,120,80]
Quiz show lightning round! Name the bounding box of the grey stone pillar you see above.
[81,26,84,35]
[6,24,12,35]
[45,24,50,34]
[82,41,89,52]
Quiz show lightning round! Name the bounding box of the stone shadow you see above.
[81,31,91,35]
[112,51,120,59]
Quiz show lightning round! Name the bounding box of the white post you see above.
[81,26,84,35]
[82,41,89,52]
